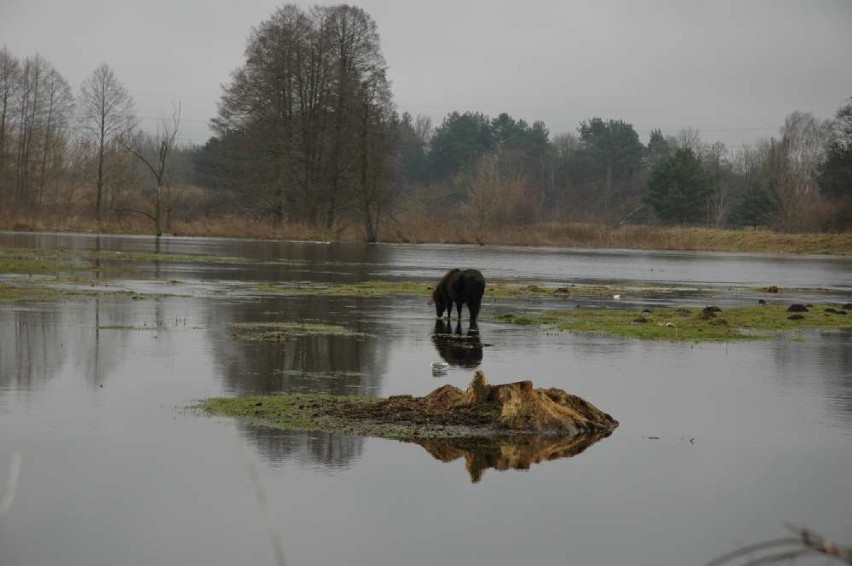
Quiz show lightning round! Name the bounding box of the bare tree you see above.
[0,47,21,202]
[123,104,181,237]
[12,55,43,207]
[467,153,501,230]
[79,63,136,222]
[35,64,74,208]
[7,55,73,210]
[707,523,852,565]
[773,111,830,231]
[675,126,703,152]
[702,141,733,227]
[209,4,396,238]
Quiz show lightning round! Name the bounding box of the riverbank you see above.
[1,210,850,254]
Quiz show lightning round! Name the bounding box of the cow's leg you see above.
[456,302,462,321]
[468,300,480,326]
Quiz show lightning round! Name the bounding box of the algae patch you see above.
[256,280,433,298]
[0,281,154,303]
[495,303,851,342]
[0,245,268,275]
[231,321,368,341]
[253,279,708,301]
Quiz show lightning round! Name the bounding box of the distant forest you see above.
[1,4,850,240]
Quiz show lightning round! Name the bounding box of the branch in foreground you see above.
[707,524,852,566]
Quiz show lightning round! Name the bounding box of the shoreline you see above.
[2,213,851,256]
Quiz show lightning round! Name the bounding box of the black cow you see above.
[430,268,485,325]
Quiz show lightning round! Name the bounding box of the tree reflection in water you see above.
[415,431,612,483]
[236,422,611,481]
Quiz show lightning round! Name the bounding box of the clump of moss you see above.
[253,279,709,301]
[230,321,367,341]
[255,280,433,298]
[495,303,851,342]
[0,246,263,275]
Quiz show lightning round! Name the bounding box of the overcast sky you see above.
[2,0,851,150]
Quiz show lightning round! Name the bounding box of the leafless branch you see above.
[707,524,852,566]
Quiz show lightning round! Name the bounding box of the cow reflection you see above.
[432,320,483,368]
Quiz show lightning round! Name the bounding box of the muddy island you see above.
[203,371,618,481]
[202,370,618,440]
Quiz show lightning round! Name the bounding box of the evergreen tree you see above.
[644,148,712,224]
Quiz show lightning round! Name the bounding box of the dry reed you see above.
[1,209,849,255]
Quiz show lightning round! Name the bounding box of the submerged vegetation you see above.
[255,278,709,301]
[496,303,852,342]
[0,246,256,269]
[0,281,150,303]
[231,321,368,341]
[2,244,848,345]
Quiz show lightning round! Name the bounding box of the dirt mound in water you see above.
[343,370,618,434]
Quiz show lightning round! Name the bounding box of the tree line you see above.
[0,48,195,235]
[2,4,850,239]
[389,108,851,233]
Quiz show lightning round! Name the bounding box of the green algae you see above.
[253,279,709,301]
[230,321,368,341]
[256,280,433,297]
[202,393,435,440]
[494,304,851,342]
[0,281,155,303]
[0,246,262,274]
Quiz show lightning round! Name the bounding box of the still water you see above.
[1,232,850,565]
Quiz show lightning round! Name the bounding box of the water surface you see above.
[1,232,850,565]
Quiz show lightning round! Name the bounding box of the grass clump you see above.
[231,321,367,341]
[202,394,368,432]
[202,393,430,439]
[0,246,260,275]
[495,304,851,342]
[256,280,433,298]
[254,279,709,301]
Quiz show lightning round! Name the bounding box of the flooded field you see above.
[1,232,851,565]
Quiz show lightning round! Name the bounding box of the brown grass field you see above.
[1,209,850,255]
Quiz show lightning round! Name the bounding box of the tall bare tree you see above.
[79,63,136,222]
[123,104,181,237]
[0,47,21,202]
[773,111,830,231]
[35,64,74,208]
[7,55,73,209]
[702,141,733,227]
[208,4,396,238]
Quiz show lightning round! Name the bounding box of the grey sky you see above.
[2,0,851,150]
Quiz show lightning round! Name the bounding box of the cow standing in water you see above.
[430,269,486,326]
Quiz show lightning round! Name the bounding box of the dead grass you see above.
[1,209,849,255]
[384,215,852,254]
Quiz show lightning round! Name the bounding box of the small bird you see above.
[612,294,621,300]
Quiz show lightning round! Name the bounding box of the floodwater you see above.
[1,232,851,566]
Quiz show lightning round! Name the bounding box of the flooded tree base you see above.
[345,370,618,435]
[203,371,618,481]
[202,370,618,439]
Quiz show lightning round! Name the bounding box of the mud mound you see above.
[343,370,618,434]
